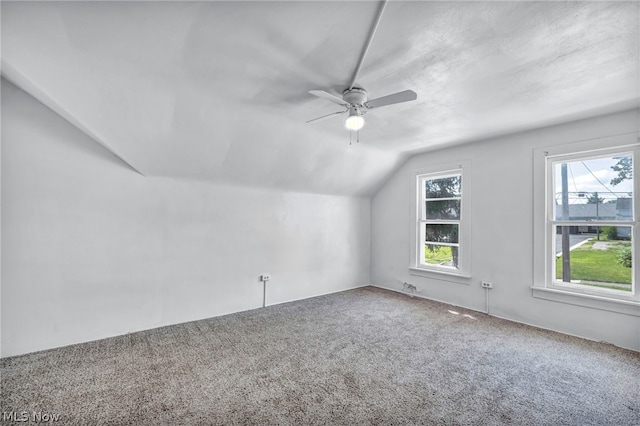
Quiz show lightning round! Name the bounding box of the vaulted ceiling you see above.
[2,1,638,196]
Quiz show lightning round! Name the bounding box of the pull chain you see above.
[349,130,361,145]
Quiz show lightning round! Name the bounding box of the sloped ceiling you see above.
[2,1,638,196]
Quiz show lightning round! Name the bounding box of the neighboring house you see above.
[555,198,633,237]
[616,198,632,238]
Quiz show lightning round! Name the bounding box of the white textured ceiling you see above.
[2,1,638,196]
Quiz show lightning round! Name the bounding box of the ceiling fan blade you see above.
[306,110,347,124]
[365,90,417,109]
[309,90,350,106]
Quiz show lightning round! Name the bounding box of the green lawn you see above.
[425,246,454,265]
[556,239,632,291]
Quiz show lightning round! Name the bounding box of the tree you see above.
[610,156,632,186]
[424,176,461,267]
[586,193,604,204]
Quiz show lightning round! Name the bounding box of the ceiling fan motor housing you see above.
[342,88,367,106]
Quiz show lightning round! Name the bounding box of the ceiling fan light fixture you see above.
[345,109,365,131]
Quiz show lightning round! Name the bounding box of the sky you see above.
[554,155,633,203]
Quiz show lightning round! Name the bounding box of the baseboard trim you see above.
[265,284,370,308]
[370,284,487,315]
[369,284,639,353]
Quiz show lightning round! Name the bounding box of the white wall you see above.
[1,80,370,357]
[371,109,640,351]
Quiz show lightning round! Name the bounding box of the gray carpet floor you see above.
[2,286,639,425]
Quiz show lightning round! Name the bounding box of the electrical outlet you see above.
[481,281,493,289]
[261,274,271,282]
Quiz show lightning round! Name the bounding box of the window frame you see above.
[533,134,640,315]
[410,162,471,279]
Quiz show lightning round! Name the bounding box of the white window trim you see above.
[410,161,471,279]
[532,133,640,316]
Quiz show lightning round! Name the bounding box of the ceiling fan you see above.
[307,87,417,131]
[306,0,417,136]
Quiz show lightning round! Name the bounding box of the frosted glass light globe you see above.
[345,114,365,131]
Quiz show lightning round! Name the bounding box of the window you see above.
[533,136,639,314]
[549,152,634,295]
[411,164,470,278]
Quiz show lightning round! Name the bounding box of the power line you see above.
[580,161,617,196]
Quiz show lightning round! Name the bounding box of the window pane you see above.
[554,155,633,221]
[425,175,461,199]
[425,244,459,268]
[425,200,461,220]
[425,224,459,244]
[555,225,632,292]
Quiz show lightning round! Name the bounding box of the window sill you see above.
[531,286,640,317]
[409,267,471,284]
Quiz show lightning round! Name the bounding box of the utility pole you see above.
[595,191,599,241]
[561,163,571,282]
